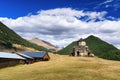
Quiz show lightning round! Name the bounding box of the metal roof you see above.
[17,53,33,59]
[22,52,47,58]
[0,52,25,60]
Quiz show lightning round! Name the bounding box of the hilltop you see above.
[0,22,48,52]
[0,54,120,80]
[57,35,120,61]
[29,38,61,51]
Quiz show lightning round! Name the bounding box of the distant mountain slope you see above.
[57,35,120,61]
[0,22,48,52]
[29,38,61,51]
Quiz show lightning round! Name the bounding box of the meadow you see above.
[0,53,120,80]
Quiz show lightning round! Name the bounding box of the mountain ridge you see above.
[0,22,48,52]
[57,35,120,61]
[29,38,61,51]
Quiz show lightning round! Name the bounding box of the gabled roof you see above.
[17,53,33,59]
[22,52,47,58]
[0,52,25,60]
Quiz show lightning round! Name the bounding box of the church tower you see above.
[77,38,86,46]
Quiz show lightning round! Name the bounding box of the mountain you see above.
[29,38,61,51]
[0,22,48,52]
[57,35,120,61]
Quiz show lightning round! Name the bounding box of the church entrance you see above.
[77,51,80,56]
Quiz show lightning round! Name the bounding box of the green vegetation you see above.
[0,55,120,80]
[57,35,120,61]
[0,22,48,51]
[57,41,77,55]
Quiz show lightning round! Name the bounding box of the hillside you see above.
[57,35,120,61]
[29,38,61,51]
[0,22,48,52]
[0,54,120,80]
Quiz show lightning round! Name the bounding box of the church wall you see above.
[70,39,94,57]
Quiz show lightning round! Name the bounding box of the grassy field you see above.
[0,53,120,80]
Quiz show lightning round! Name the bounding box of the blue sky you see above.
[0,0,119,18]
[0,0,120,48]
[1,0,76,18]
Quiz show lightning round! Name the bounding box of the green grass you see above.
[0,54,120,80]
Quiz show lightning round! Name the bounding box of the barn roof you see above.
[16,53,33,59]
[22,52,47,58]
[0,52,25,60]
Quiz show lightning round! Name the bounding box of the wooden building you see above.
[70,38,94,57]
[0,52,25,68]
[22,52,50,62]
[16,53,34,64]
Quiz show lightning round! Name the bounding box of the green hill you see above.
[0,22,48,51]
[57,35,120,61]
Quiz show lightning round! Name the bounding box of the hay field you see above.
[0,53,120,80]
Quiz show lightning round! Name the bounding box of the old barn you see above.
[22,52,50,62]
[0,52,25,68]
[16,53,34,64]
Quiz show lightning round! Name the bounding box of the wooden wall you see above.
[0,58,25,68]
[43,54,50,61]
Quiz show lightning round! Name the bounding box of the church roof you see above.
[78,38,84,42]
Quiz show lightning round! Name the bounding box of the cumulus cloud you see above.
[0,8,120,48]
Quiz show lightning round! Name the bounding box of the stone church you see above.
[70,38,94,57]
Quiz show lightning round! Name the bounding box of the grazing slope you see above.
[57,35,120,61]
[29,38,61,51]
[0,22,47,52]
[0,54,120,80]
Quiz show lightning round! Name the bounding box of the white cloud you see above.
[98,0,113,6]
[102,0,113,4]
[95,0,120,11]
[0,8,120,49]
